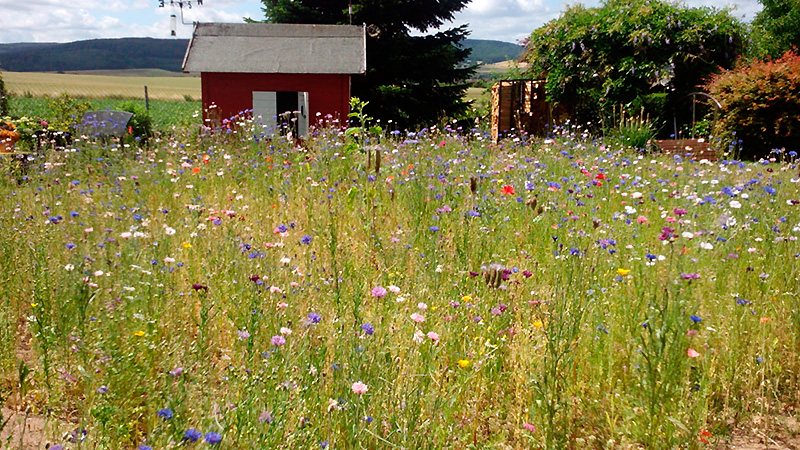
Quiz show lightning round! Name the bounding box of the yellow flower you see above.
[182,242,192,249]
[461,295,471,302]
[30,302,39,308]
[533,320,543,329]
[617,268,631,276]
[134,330,146,337]
[457,359,470,368]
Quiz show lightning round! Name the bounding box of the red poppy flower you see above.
[501,185,515,196]
[595,173,607,180]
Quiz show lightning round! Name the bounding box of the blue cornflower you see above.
[184,428,202,442]
[308,312,322,323]
[157,408,173,419]
[361,323,374,336]
[429,226,440,232]
[690,315,703,323]
[277,224,288,233]
[139,446,153,450]
[65,243,76,249]
[301,235,313,245]
[70,211,79,217]
[132,214,143,221]
[205,432,222,444]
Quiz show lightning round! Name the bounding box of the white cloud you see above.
[0,0,764,44]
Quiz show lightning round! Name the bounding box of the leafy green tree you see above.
[261,0,475,129]
[750,0,800,60]
[523,0,745,129]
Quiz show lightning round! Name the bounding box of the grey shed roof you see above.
[182,23,366,74]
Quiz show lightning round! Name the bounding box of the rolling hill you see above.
[0,37,522,73]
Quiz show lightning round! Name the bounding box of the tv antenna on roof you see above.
[158,0,203,36]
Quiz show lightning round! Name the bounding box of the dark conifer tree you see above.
[261,0,474,129]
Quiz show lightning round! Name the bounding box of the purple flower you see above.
[371,286,387,298]
[139,446,153,450]
[673,208,688,216]
[271,335,286,346]
[681,272,701,280]
[157,408,173,419]
[690,315,702,323]
[361,323,375,335]
[308,312,322,323]
[191,283,208,292]
[205,432,222,444]
[169,367,184,377]
[301,235,313,245]
[184,429,202,442]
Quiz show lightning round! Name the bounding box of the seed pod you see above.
[470,176,478,194]
[481,263,505,288]
[527,197,538,214]
[375,149,381,174]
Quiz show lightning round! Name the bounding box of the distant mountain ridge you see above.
[0,37,521,73]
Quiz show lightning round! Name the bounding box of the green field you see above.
[9,97,201,130]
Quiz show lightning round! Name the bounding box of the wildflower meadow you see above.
[1,114,800,448]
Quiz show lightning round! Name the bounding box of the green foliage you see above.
[706,51,800,158]
[606,107,659,151]
[750,0,800,60]
[0,70,8,117]
[262,0,475,129]
[46,93,91,132]
[117,100,153,142]
[524,0,745,127]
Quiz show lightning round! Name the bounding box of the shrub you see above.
[524,0,745,129]
[46,93,91,132]
[117,100,153,143]
[706,51,800,158]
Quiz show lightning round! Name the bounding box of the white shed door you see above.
[297,91,309,138]
[252,91,277,133]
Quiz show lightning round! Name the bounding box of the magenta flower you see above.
[371,286,387,298]
[271,335,286,346]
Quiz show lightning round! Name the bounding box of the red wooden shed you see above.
[182,23,367,136]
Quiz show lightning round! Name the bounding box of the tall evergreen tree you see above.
[261,0,474,129]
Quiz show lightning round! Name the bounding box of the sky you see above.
[1,0,762,45]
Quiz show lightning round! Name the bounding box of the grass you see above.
[0,116,799,448]
[3,71,201,101]
[9,97,201,130]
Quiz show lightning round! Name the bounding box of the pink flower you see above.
[687,348,700,358]
[410,313,425,323]
[351,381,368,395]
[417,302,428,310]
[427,331,440,342]
[388,285,401,294]
[371,286,387,298]
[523,423,536,433]
[636,215,648,224]
[665,216,677,223]
[270,335,286,346]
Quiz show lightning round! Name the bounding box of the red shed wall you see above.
[201,72,351,124]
